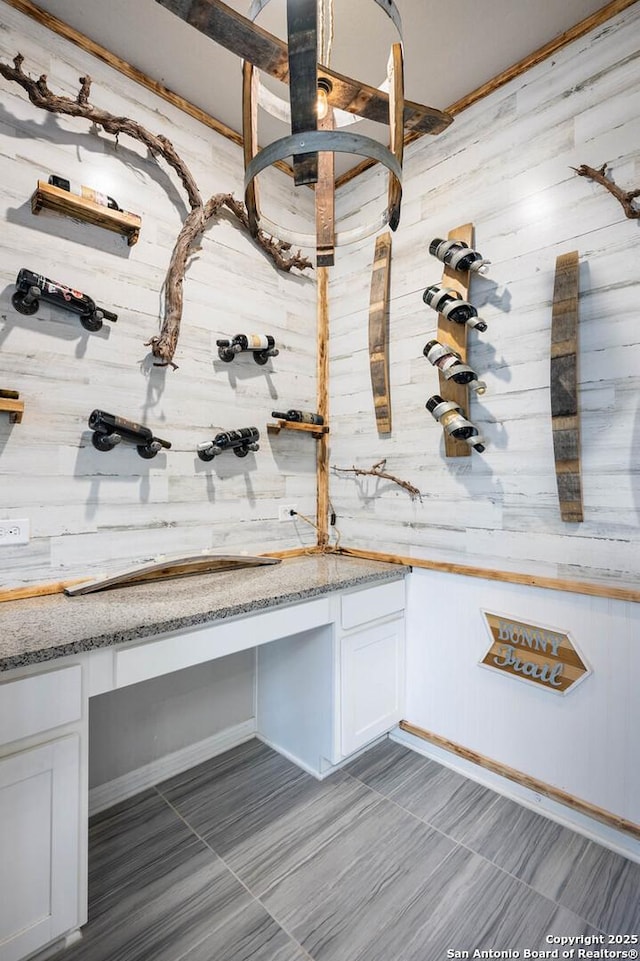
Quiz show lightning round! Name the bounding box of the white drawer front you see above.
[0,665,82,747]
[115,598,332,688]
[341,578,405,630]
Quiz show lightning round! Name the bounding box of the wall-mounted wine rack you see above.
[267,419,329,440]
[433,222,475,458]
[31,180,142,246]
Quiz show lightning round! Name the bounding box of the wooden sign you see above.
[480,611,590,694]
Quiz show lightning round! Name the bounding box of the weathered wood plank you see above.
[31,180,141,245]
[286,0,318,185]
[387,42,404,232]
[316,266,330,547]
[399,721,640,840]
[152,0,452,135]
[315,105,335,267]
[242,60,260,236]
[368,232,392,435]
[551,251,583,522]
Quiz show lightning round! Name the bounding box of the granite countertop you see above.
[0,554,407,672]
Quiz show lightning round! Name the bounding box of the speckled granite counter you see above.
[0,554,406,672]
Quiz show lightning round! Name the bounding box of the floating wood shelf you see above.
[31,180,142,246]
[0,390,24,424]
[267,420,329,440]
[435,222,474,458]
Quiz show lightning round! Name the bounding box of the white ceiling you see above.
[25,0,610,176]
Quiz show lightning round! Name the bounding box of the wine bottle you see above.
[48,175,121,211]
[216,334,279,364]
[423,340,486,394]
[197,427,260,461]
[88,410,171,458]
[271,409,325,425]
[423,284,487,331]
[429,238,490,275]
[12,268,118,331]
[426,395,485,452]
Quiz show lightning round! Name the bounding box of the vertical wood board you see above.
[368,232,393,435]
[551,251,583,523]
[436,223,473,457]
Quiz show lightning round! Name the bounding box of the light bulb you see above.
[317,85,329,120]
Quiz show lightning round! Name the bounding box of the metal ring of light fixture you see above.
[244,0,404,250]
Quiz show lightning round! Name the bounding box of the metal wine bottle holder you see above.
[88,410,171,459]
[12,269,118,332]
[216,335,279,365]
[197,428,260,461]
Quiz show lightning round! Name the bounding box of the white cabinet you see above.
[0,665,85,961]
[338,579,406,758]
[0,737,80,961]
[340,617,405,756]
[256,579,406,776]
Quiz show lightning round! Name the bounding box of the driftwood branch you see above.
[0,54,312,367]
[572,163,640,219]
[332,459,423,502]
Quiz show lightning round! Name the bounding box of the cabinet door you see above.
[0,736,80,961]
[340,618,405,757]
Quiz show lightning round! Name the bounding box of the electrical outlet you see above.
[0,518,29,545]
[278,504,297,522]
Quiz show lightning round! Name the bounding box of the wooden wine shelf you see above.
[267,420,329,440]
[436,222,474,458]
[31,180,142,246]
[0,390,24,424]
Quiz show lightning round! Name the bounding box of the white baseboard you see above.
[391,728,640,864]
[89,718,257,815]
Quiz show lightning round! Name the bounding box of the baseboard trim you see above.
[89,718,257,815]
[392,725,640,863]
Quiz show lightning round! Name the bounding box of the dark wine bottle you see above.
[216,334,278,364]
[12,268,118,331]
[88,410,171,458]
[197,427,260,461]
[426,395,485,452]
[423,284,487,331]
[429,238,490,275]
[271,409,325,425]
[423,340,486,394]
[48,175,121,211]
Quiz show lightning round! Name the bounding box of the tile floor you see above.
[58,737,640,961]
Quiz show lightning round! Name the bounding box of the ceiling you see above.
[20,0,611,177]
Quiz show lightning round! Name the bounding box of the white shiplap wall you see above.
[329,5,640,584]
[0,3,318,589]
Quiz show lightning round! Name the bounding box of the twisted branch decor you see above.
[572,163,640,219]
[332,459,422,502]
[0,54,312,367]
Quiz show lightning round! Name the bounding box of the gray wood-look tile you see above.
[385,758,503,841]
[62,845,254,961]
[175,898,311,961]
[87,789,204,918]
[57,737,638,961]
[455,794,640,934]
[342,845,598,961]
[261,796,456,961]
[218,770,381,896]
[343,738,430,795]
[158,740,329,857]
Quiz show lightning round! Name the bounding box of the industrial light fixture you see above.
[242,0,406,266]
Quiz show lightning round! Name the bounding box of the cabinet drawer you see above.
[341,578,405,630]
[0,665,82,747]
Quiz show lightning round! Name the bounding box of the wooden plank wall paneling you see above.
[329,2,640,585]
[0,3,317,590]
